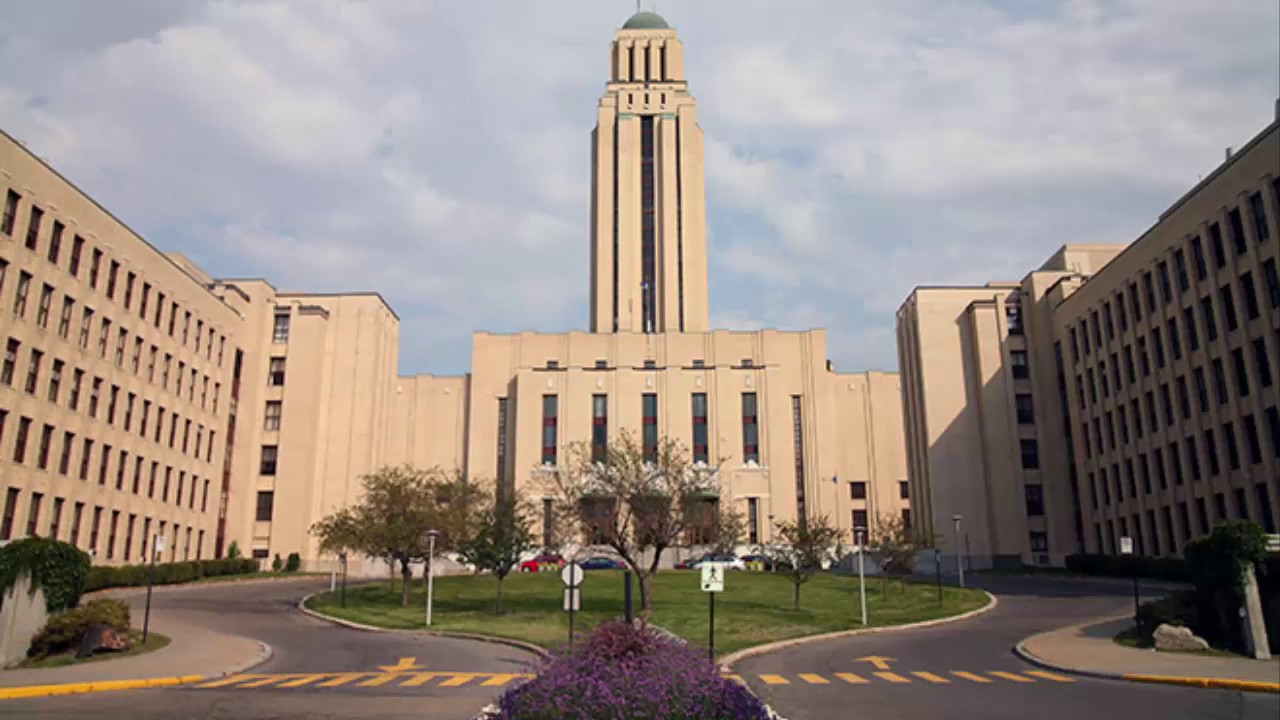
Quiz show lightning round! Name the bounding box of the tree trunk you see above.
[793,581,801,610]
[400,559,412,607]
[496,574,505,615]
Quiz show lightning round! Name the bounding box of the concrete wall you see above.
[0,573,47,668]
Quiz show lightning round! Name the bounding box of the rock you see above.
[75,624,131,659]
[1152,623,1210,652]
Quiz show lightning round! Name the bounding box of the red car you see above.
[519,553,566,573]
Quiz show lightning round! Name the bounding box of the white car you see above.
[690,554,746,571]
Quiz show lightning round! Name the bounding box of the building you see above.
[899,113,1280,568]
[1,11,910,571]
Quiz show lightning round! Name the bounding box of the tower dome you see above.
[622,11,669,30]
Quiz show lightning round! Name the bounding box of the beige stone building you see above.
[899,113,1280,568]
[2,11,910,570]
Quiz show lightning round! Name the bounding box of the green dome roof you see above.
[622,11,669,30]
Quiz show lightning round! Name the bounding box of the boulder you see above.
[1152,623,1210,652]
[75,624,131,659]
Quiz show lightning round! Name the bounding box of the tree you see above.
[761,515,842,610]
[455,497,537,614]
[310,465,487,607]
[536,431,720,614]
[865,512,934,593]
[705,499,747,555]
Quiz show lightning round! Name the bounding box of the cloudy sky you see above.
[1,1,1276,376]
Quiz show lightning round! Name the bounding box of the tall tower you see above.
[589,11,708,334]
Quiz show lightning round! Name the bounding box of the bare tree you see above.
[866,512,935,593]
[762,515,843,610]
[536,431,720,614]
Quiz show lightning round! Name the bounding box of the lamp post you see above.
[338,551,348,608]
[854,526,867,626]
[423,530,440,626]
[142,533,164,643]
[952,514,965,589]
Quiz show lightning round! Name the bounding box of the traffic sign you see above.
[1119,536,1133,555]
[701,562,724,593]
[563,587,580,612]
[561,562,584,588]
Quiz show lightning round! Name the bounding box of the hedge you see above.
[84,558,260,592]
[1063,553,1193,583]
[0,537,92,612]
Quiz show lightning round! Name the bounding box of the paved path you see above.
[734,575,1280,720]
[0,577,539,719]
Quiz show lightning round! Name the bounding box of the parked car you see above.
[740,554,781,571]
[676,552,745,571]
[519,553,566,573]
[579,556,625,570]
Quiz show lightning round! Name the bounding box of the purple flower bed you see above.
[494,620,772,720]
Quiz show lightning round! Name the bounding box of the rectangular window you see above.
[0,488,18,540]
[741,392,759,464]
[272,311,290,343]
[105,260,118,299]
[1219,285,1238,332]
[26,493,44,536]
[12,417,31,463]
[1231,347,1250,398]
[1182,307,1199,352]
[1151,327,1165,368]
[1254,339,1273,389]
[1167,318,1181,361]
[851,481,867,500]
[1268,407,1280,461]
[106,510,118,559]
[747,498,759,545]
[1010,350,1029,379]
[899,480,909,500]
[1128,282,1142,322]
[641,393,657,463]
[1173,248,1189,292]
[254,491,274,522]
[1191,236,1207,280]
[640,115,657,333]
[58,296,73,339]
[268,357,286,386]
[1240,271,1261,321]
[36,283,52,328]
[1210,222,1226,268]
[1229,207,1247,255]
[1243,414,1262,464]
[541,395,558,466]
[0,338,16,386]
[1,190,19,236]
[591,394,608,462]
[264,401,282,431]
[1020,438,1039,469]
[1030,531,1049,553]
[1263,258,1280,310]
[24,348,42,394]
[1142,271,1156,312]
[1103,301,1114,339]
[13,270,30,317]
[1157,261,1172,303]
[1015,393,1035,424]
[1249,191,1271,242]
[69,235,84,276]
[259,445,278,475]
[24,205,43,250]
[691,393,708,464]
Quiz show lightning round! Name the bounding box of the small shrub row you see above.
[1063,553,1192,583]
[27,598,132,659]
[84,558,260,592]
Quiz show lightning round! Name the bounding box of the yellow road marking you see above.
[316,673,367,687]
[0,675,203,700]
[378,657,424,672]
[276,674,329,688]
[399,672,441,687]
[357,674,402,687]
[989,671,1034,683]
[799,673,830,685]
[874,672,911,684]
[238,675,293,688]
[835,672,869,684]
[480,674,523,687]
[912,671,950,684]
[1025,670,1074,683]
[438,674,476,687]
[951,671,993,684]
[196,675,258,688]
[759,674,790,685]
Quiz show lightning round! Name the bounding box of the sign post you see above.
[561,562,584,649]
[701,562,724,660]
[143,534,165,643]
[1120,536,1138,628]
[854,527,867,626]
[422,530,440,627]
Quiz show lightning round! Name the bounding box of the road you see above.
[735,574,1280,720]
[1,577,539,720]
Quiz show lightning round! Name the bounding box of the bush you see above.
[495,620,771,720]
[1063,553,1192,583]
[226,541,242,559]
[272,554,283,572]
[1136,590,1197,641]
[285,553,301,573]
[0,537,92,613]
[27,598,131,659]
[84,558,259,592]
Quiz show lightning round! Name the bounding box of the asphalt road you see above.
[2,577,540,720]
[736,574,1280,720]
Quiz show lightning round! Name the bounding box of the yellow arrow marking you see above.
[854,656,896,671]
[357,674,403,687]
[378,657,424,672]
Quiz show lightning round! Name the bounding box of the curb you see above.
[1013,635,1280,695]
[0,674,203,701]
[296,592,550,660]
[720,590,999,669]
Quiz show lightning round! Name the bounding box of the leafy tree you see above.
[865,512,934,593]
[455,497,537,614]
[271,554,283,572]
[761,515,842,610]
[537,431,721,614]
[225,540,242,560]
[285,553,301,572]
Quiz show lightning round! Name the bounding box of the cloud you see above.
[0,0,1275,376]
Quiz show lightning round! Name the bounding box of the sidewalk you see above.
[1017,615,1280,693]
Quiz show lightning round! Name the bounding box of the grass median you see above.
[305,570,987,655]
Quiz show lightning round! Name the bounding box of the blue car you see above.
[579,556,625,570]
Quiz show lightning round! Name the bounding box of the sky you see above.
[1,0,1276,376]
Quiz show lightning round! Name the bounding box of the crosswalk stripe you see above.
[759,674,790,685]
[989,671,1035,683]
[835,672,870,684]
[912,671,950,684]
[238,676,292,688]
[1024,670,1074,683]
[357,674,402,687]
[873,672,911,684]
[316,673,367,687]
[399,672,441,687]
[480,674,524,687]
[277,674,329,688]
[439,674,476,687]
[197,675,258,688]
[799,674,830,685]
[951,671,993,684]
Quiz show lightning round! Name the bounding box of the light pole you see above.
[142,533,163,643]
[855,526,867,626]
[952,514,965,589]
[339,551,348,608]
[423,530,440,626]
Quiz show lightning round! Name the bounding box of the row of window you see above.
[540,358,760,371]
[1,189,229,367]
[849,480,910,501]
[0,486,206,563]
[1093,481,1276,557]
[2,338,218,463]
[0,409,214,511]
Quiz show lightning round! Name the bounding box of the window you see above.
[47,359,62,402]
[98,318,110,358]
[23,493,42,535]
[1019,438,1039,469]
[264,401,282,431]
[69,236,83,276]
[0,489,18,540]
[78,439,92,480]
[36,424,53,470]
[1219,285,1238,332]
[13,270,31,317]
[898,481,909,500]
[260,445,278,475]
[1102,302,1114,339]
[268,357,286,386]
[1232,347,1250,398]
[741,392,759,464]
[25,205,43,250]
[1249,191,1271,242]
[49,498,63,541]
[1243,415,1262,464]
[1151,327,1165,368]
[36,283,52,327]
[541,395,558,466]
[1,190,18,236]
[592,395,608,462]
[78,307,93,349]
[1212,358,1228,405]
[1264,259,1280,309]
[1209,222,1226,268]
[1266,407,1280,461]
[691,393,708,464]
[852,510,869,534]
[1255,339,1273,389]
[1015,393,1035,424]
[1228,207,1247,255]
[58,431,73,475]
[1173,248,1189,292]
[255,491,275,524]
[1128,282,1142,322]
[114,328,126,367]
[1190,236,1207,280]
[1006,298,1023,335]
[851,481,867,500]
[747,498,759,545]
[1167,318,1181,361]
[1010,350,1029,379]
[88,249,102,288]
[642,393,658,463]
[272,312,290,343]
[1024,485,1044,516]
[1,338,16,385]
[24,348,42,394]
[1157,261,1172,303]
[1182,307,1198,352]
[1240,271,1261,320]
[13,416,32,463]
[58,296,73,338]
[123,272,135,309]
[1142,271,1156,312]
[105,260,118,299]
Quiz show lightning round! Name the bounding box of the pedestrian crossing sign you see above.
[701,562,724,593]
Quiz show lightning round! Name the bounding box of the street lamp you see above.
[952,514,965,589]
[854,526,868,626]
[338,551,348,608]
[423,529,440,626]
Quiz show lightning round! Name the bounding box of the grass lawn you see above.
[306,570,988,656]
[18,630,170,669]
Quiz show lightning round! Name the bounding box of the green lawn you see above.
[306,571,987,656]
[19,630,170,669]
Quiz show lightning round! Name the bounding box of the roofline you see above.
[275,291,400,321]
